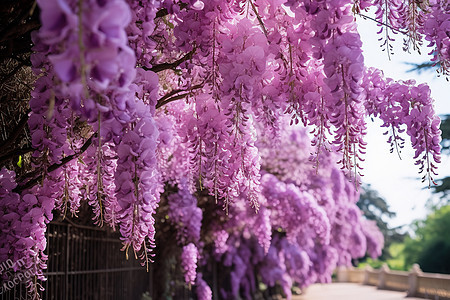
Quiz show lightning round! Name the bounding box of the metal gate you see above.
[1,221,152,300]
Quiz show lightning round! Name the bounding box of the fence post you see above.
[407,264,422,297]
[336,266,348,282]
[378,263,389,289]
[65,224,70,300]
[363,265,372,285]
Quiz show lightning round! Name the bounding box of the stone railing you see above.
[336,264,450,299]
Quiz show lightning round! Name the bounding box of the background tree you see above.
[432,115,450,199]
[401,115,450,275]
[403,205,450,274]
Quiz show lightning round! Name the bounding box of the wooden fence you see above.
[336,264,450,300]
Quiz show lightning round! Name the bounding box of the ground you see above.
[294,283,423,300]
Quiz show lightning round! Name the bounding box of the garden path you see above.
[294,282,423,300]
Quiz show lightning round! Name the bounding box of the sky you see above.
[356,15,450,230]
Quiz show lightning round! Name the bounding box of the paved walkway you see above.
[293,283,423,300]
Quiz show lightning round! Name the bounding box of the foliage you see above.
[386,243,407,271]
[403,205,450,274]
[0,0,447,299]
[358,242,407,271]
[406,62,441,74]
[441,115,450,153]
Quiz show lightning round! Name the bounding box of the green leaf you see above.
[17,155,22,168]
[78,157,86,165]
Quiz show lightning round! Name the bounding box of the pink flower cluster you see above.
[0,169,56,296]
[422,1,450,77]
[200,124,384,299]
[367,0,449,76]
[0,0,445,298]
[362,69,441,186]
[168,179,202,244]
[181,243,198,285]
[195,273,212,300]
[115,115,160,257]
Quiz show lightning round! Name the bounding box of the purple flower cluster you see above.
[194,123,383,299]
[33,0,164,270]
[315,2,367,181]
[195,273,212,300]
[168,179,202,244]
[422,1,450,77]
[365,0,449,76]
[362,69,442,186]
[115,115,160,258]
[262,173,331,245]
[0,169,56,296]
[127,0,162,69]
[38,0,135,98]
[1,0,446,298]
[181,243,198,285]
[80,143,118,227]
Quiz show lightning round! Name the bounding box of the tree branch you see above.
[250,1,268,37]
[144,48,196,73]
[358,13,407,35]
[156,83,204,109]
[13,134,95,193]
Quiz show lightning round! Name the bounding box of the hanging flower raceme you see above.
[168,179,202,244]
[195,273,212,300]
[258,239,293,299]
[314,3,368,182]
[422,1,450,78]
[127,0,162,69]
[80,143,119,228]
[181,243,198,285]
[0,169,58,298]
[362,69,442,186]
[115,114,160,264]
[370,0,404,59]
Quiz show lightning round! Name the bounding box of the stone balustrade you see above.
[336,264,450,299]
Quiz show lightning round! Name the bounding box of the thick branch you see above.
[156,93,192,109]
[13,134,95,193]
[156,83,204,109]
[157,87,188,104]
[144,48,196,73]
